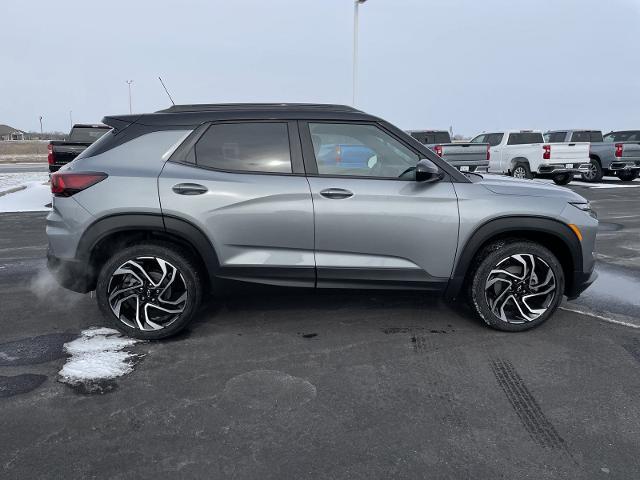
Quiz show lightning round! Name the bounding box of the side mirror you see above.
[415,158,444,183]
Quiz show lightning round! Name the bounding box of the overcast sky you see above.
[1,0,639,135]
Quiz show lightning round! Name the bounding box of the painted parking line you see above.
[537,178,640,189]
[560,306,640,329]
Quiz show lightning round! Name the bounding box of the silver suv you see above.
[46,104,598,339]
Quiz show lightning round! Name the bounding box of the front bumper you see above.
[47,251,93,293]
[566,269,598,300]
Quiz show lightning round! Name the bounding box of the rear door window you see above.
[195,122,292,173]
[507,132,544,145]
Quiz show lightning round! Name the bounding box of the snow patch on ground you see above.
[59,328,141,388]
[0,172,49,192]
[0,181,51,212]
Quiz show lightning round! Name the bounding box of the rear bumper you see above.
[566,269,598,300]
[537,163,590,175]
[448,160,490,168]
[608,160,640,171]
[47,251,93,293]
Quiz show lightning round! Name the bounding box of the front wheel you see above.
[468,240,565,332]
[96,242,203,340]
[617,170,639,182]
[552,173,573,185]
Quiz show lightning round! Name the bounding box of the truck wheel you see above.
[552,173,573,185]
[468,240,564,332]
[617,170,639,182]
[511,162,533,179]
[581,158,603,182]
[96,242,203,340]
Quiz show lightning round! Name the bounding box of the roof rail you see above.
[155,103,361,114]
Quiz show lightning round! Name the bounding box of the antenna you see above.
[158,76,175,105]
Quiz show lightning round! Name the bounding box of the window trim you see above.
[298,120,431,181]
[168,119,306,176]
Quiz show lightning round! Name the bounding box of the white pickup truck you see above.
[471,130,590,185]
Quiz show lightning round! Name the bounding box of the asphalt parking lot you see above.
[1,179,639,479]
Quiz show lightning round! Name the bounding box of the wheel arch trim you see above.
[76,213,220,287]
[445,215,582,301]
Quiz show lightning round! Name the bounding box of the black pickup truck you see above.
[48,124,110,172]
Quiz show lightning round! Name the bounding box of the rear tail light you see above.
[486,145,491,161]
[434,145,443,157]
[543,144,551,160]
[50,172,108,197]
[47,144,55,165]
[615,143,623,158]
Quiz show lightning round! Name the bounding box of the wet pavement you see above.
[0,181,639,479]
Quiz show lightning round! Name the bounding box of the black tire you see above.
[552,173,573,185]
[511,162,533,180]
[581,158,603,182]
[96,242,203,340]
[617,170,639,182]
[468,239,565,332]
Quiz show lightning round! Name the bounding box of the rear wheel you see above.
[617,170,639,182]
[511,162,533,180]
[552,173,573,185]
[468,240,564,332]
[581,158,603,182]
[96,242,203,340]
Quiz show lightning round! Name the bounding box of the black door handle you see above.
[172,183,208,195]
[320,188,353,199]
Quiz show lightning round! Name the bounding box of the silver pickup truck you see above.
[544,129,640,182]
[408,130,489,171]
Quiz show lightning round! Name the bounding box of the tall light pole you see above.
[126,80,134,114]
[39,116,43,135]
[353,0,368,106]
[69,110,73,128]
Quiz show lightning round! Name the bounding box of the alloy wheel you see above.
[583,163,598,181]
[484,254,557,324]
[513,167,527,179]
[107,256,188,331]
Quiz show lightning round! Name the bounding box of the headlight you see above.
[570,202,597,219]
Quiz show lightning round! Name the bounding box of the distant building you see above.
[0,124,26,141]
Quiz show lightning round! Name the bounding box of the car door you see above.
[300,121,459,289]
[158,120,315,287]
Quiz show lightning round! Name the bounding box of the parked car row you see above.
[544,129,640,182]
[409,128,640,185]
